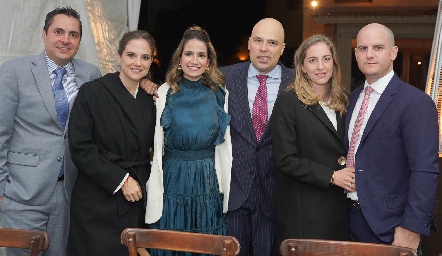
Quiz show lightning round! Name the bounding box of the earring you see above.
[177,63,182,70]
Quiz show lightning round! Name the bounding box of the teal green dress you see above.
[149,78,230,256]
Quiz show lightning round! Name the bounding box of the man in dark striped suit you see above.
[220,18,294,256]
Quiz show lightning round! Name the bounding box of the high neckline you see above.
[180,77,205,88]
[182,77,203,83]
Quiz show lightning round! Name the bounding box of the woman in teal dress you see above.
[144,26,232,256]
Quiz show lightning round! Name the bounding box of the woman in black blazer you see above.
[271,35,356,250]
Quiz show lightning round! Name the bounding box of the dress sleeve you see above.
[213,89,231,146]
[159,89,172,129]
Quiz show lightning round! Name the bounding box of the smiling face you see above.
[302,42,334,90]
[180,39,209,81]
[248,18,285,74]
[355,23,398,84]
[117,38,153,87]
[42,14,81,66]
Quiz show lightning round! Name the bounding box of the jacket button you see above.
[338,156,346,166]
[57,157,63,162]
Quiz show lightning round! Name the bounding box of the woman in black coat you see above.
[68,30,156,256]
[271,35,356,251]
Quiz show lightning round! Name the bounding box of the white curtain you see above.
[127,0,142,31]
[83,0,128,73]
[0,0,142,75]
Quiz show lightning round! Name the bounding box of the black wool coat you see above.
[68,72,155,256]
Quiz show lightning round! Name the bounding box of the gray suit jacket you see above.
[0,51,101,205]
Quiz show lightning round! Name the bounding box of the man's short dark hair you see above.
[43,6,82,39]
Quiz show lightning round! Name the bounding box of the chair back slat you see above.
[280,239,416,256]
[0,228,49,256]
[121,228,240,256]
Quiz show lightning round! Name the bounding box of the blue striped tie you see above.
[53,67,68,129]
[53,67,68,179]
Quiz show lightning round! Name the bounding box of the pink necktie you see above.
[252,74,269,141]
[347,86,373,168]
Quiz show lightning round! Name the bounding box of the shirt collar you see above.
[44,52,74,76]
[248,63,281,79]
[364,70,394,95]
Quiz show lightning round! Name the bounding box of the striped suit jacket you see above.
[220,62,294,218]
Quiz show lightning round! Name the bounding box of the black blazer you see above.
[271,89,348,248]
[220,62,294,218]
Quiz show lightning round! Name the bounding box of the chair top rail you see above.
[0,228,49,254]
[121,228,240,255]
[280,239,416,256]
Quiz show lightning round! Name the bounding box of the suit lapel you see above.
[308,103,342,141]
[279,65,293,93]
[72,59,91,90]
[344,85,363,148]
[67,59,93,132]
[233,63,257,144]
[336,112,345,141]
[261,64,293,142]
[360,74,398,144]
[32,53,62,131]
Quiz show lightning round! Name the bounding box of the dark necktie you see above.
[252,74,269,141]
[52,67,68,179]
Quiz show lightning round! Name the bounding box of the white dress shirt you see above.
[319,101,337,131]
[347,70,394,200]
[247,64,282,119]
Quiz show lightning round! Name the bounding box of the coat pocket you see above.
[7,151,39,167]
[385,193,407,209]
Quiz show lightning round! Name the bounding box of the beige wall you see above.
[302,0,438,40]
[266,0,438,90]
[309,0,437,7]
[300,0,438,90]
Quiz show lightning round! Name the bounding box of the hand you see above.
[121,176,142,202]
[140,78,158,97]
[392,226,420,252]
[137,248,150,256]
[332,167,356,192]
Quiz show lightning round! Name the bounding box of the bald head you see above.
[357,23,395,47]
[355,23,398,84]
[248,18,286,74]
[251,18,285,41]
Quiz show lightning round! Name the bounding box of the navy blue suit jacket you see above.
[344,73,439,242]
[220,62,294,218]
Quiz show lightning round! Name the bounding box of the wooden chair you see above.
[280,239,416,256]
[0,228,49,256]
[121,228,240,256]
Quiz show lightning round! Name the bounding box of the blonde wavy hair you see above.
[286,34,348,116]
[165,25,225,93]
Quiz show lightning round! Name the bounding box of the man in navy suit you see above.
[0,7,100,256]
[220,18,294,255]
[345,23,439,252]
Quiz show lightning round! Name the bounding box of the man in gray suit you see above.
[0,7,100,256]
